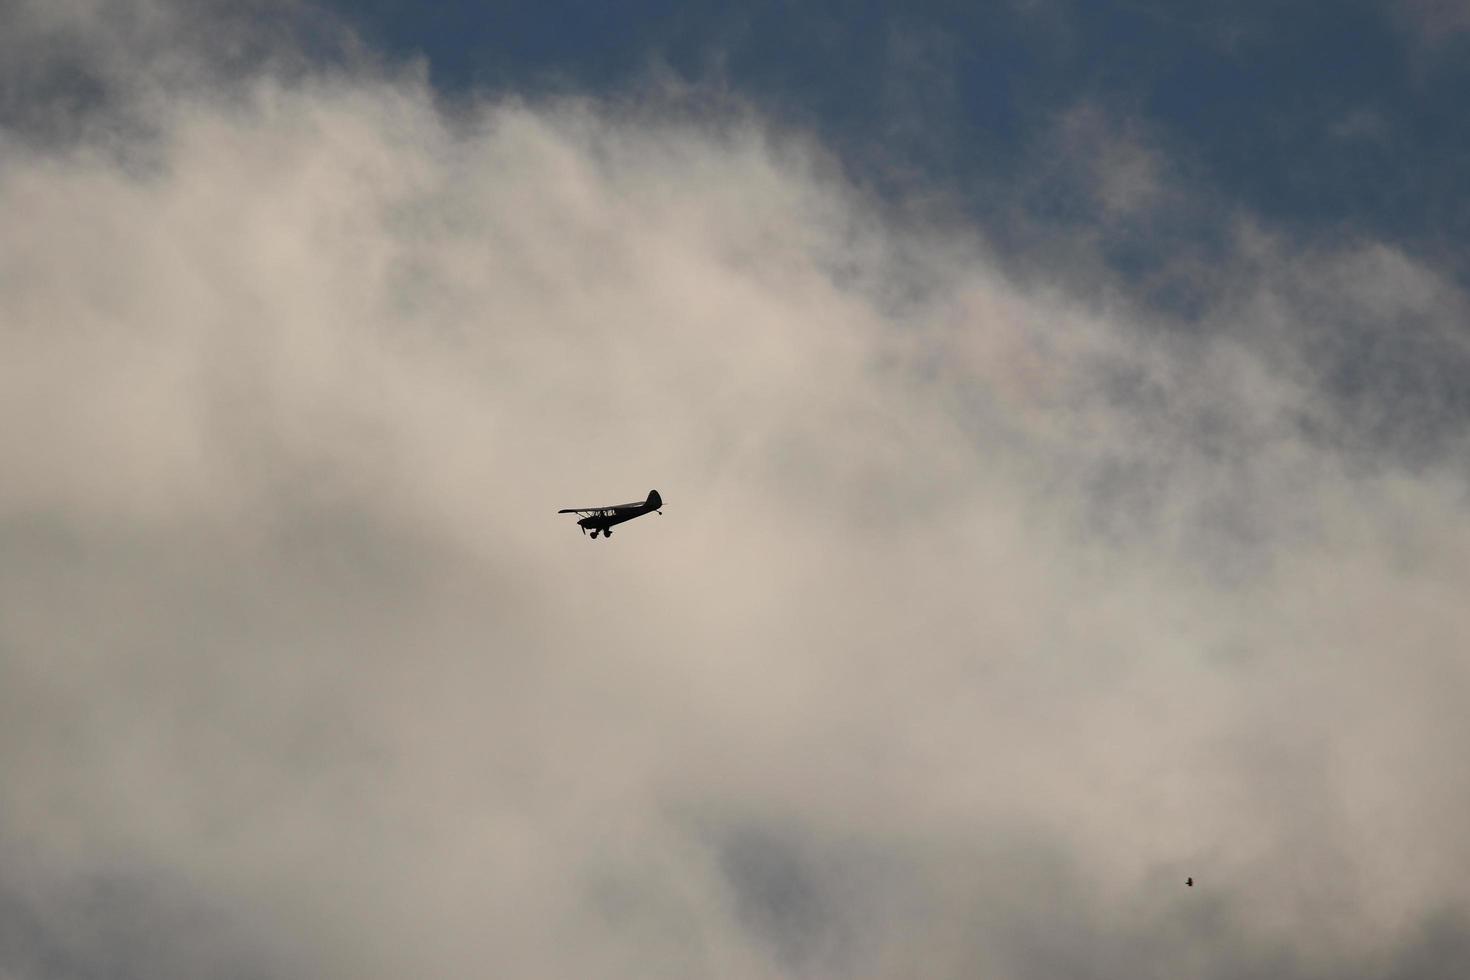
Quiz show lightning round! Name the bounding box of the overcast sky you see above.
[3,2,1469,978]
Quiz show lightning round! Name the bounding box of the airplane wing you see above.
[559,501,645,514]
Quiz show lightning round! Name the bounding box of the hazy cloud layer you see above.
[1395,0,1470,45]
[3,4,1469,977]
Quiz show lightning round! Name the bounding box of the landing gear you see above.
[589,530,599,539]
[604,528,612,537]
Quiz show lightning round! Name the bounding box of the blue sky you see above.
[335,0,1470,275]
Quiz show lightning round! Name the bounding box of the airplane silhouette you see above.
[1186,877,1193,887]
[559,490,662,540]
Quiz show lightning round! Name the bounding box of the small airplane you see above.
[559,490,663,540]
[1186,877,1193,887]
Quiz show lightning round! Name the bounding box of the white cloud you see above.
[2,5,1469,977]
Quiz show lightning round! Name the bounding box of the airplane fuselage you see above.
[576,507,648,532]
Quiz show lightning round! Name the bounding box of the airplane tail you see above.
[647,490,662,510]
